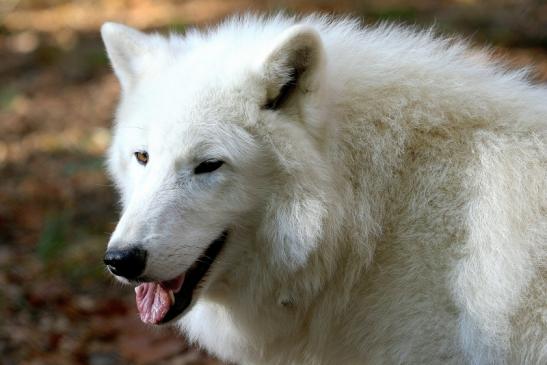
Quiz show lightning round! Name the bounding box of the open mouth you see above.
[134,231,228,325]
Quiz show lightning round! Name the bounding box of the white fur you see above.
[102,14,547,364]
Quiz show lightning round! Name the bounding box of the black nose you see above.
[103,246,147,280]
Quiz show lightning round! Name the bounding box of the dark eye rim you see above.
[194,159,224,174]
[134,151,149,165]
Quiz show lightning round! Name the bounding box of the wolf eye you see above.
[134,151,149,165]
[194,159,224,174]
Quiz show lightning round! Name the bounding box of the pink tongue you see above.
[135,283,172,324]
[134,275,185,324]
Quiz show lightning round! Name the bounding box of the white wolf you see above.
[101,14,546,365]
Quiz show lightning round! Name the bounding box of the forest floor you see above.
[1,1,546,364]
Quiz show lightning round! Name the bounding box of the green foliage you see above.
[62,155,104,176]
[37,212,69,261]
[84,47,109,68]
[169,21,187,34]
[0,85,19,110]
[369,7,418,22]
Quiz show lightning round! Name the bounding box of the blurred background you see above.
[0,1,545,364]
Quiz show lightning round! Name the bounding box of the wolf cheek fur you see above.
[102,14,547,365]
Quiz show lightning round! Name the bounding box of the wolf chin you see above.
[101,14,546,364]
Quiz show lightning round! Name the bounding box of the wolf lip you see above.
[134,231,228,325]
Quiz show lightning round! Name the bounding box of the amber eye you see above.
[134,151,149,165]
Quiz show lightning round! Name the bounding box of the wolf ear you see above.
[260,25,324,110]
[101,22,152,90]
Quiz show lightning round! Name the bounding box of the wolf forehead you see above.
[114,66,259,130]
[108,43,260,151]
[107,44,277,161]
[102,22,284,121]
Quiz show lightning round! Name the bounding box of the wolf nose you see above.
[103,246,147,280]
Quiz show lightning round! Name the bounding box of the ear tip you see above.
[277,24,322,52]
[101,22,122,37]
[101,22,118,43]
[286,24,321,40]
[101,22,138,44]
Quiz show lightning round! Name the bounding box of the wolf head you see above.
[101,19,336,323]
